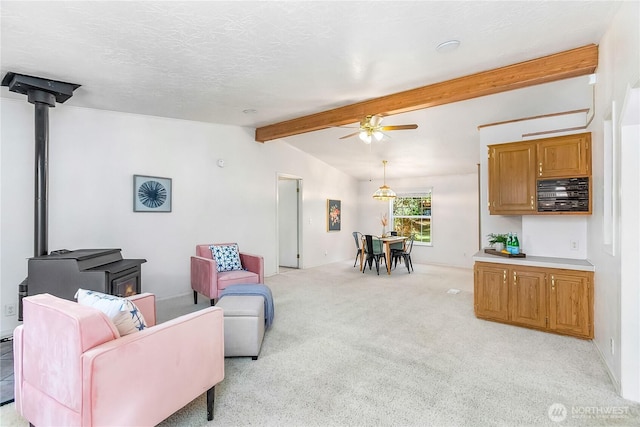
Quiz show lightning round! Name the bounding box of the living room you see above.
[1,1,639,425]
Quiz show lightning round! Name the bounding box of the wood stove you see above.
[20,249,146,318]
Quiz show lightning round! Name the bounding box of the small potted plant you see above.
[487,233,508,252]
[380,213,388,237]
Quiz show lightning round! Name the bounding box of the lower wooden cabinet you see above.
[474,261,593,339]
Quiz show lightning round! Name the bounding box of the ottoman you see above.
[216,295,265,360]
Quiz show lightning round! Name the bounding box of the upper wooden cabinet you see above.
[537,133,591,178]
[488,142,537,214]
[488,132,591,215]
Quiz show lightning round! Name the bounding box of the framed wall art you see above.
[133,175,172,212]
[327,199,341,231]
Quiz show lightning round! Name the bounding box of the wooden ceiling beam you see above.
[255,44,598,142]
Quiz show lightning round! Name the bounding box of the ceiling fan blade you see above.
[381,124,418,131]
[339,131,360,140]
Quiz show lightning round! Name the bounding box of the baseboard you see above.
[592,339,621,394]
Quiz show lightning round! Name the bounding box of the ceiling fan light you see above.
[359,131,372,144]
[370,115,383,127]
[373,131,384,141]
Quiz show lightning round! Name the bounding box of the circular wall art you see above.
[133,175,172,212]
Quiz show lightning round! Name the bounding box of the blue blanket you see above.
[219,284,274,328]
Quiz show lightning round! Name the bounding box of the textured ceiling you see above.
[0,1,623,180]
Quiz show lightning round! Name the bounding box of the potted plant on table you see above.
[487,233,508,252]
[380,213,388,237]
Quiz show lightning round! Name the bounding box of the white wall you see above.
[0,99,358,337]
[587,0,640,400]
[619,103,639,401]
[358,172,479,268]
[522,216,588,259]
[478,112,590,257]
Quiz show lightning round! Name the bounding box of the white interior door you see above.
[278,176,301,268]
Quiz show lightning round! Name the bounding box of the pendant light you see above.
[372,160,396,200]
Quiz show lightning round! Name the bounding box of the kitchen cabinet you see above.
[474,261,593,339]
[488,142,537,214]
[509,267,547,329]
[474,263,509,321]
[537,133,591,178]
[487,132,591,215]
[548,271,592,337]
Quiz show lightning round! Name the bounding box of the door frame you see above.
[276,173,303,272]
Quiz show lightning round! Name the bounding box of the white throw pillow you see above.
[75,289,147,336]
[210,244,243,272]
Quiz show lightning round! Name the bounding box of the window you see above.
[391,191,432,244]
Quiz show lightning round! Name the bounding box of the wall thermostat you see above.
[217,159,225,168]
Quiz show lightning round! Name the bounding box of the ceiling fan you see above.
[339,114,418,143]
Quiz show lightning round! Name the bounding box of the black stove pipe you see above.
[30,90,56,257]
[18,90,56,319]
[1,72,80,320]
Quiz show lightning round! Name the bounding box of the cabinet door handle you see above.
[531,195,534,209]
[539,162,543,176]
[551,275,555,290]
[513,271,517,286]
[503,270,507,283]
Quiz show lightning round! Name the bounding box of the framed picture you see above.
[327,199,341,231]
[133,175,172,212]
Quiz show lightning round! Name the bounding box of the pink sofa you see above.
[191,243,264,305]
[13,293,225,426]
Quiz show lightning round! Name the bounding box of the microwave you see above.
[537,177,589,212]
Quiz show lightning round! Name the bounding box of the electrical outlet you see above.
[570,240,579,251]
[4,304,16,317]
[610,338,615,355]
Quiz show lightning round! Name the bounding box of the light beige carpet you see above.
[2,261,639,426]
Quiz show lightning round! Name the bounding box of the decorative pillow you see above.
[210,244,243,272]
[74,289,147,336]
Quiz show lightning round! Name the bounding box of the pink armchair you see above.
[191,243,264,305]
[13,292,225,427]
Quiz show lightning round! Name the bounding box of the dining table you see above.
[359,235,407,275]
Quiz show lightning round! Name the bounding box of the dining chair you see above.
[352,231,364,267]
[388,231,404,261]
[363,235,387,275]
[392,234,415,273]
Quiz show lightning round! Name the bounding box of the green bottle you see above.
[506,232,513,253]
[512,233,520,255]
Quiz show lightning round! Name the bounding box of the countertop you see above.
[472,250,595,272]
